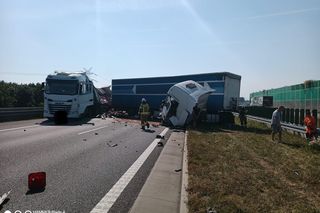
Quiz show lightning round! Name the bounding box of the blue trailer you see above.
[112,72,241,115]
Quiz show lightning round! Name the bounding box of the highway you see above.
[0,118,169,213]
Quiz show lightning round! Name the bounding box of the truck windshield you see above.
[45,79,79,95]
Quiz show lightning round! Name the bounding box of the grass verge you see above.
[187,118,320,213]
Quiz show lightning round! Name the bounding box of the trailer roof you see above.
[113,72,241,84]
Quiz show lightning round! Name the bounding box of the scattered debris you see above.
[83,139,87,141]
[151,124,159,128]
[107,142,118,147]
[28,172,46,192]
[293,170,300,176]
[107,109,129,118]
[157,141,164,147]
[95,133,98,135]
[174,169,182,172]
[156,134,164,139]
[101,113,106,119]
[144,129,155,133]
[24,129,26,131]
[0,190,11,206]
[207,207,217,213]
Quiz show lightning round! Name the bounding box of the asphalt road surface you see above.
[0,118,169,213]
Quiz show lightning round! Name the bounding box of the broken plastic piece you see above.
[107,143,118,147]
[157,141,164,147]
[207,207,217,213]
[28,172,46,192]
[0,190,11,206]
[156,134,164,139]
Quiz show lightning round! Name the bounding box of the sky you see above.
[0,0,319,99]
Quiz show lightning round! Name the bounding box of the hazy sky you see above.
[1,0,319,98]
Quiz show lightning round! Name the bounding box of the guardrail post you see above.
[294,109,299,125]
[299,109,304,126]
[285,108,290,123]
[312,109,318,128]
[290,108,294,124]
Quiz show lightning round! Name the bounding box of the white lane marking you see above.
[90,127,169,213]
[0,125,39,132]
[78,126,110,135]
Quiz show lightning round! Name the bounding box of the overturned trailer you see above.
[161,80,213,127]
[112,72,241,118]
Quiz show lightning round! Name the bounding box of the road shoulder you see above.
[129,130,185,213]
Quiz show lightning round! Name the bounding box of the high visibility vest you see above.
[304,115,316,133]
[139,103,150,115]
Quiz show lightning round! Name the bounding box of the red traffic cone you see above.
[28,172,46,191]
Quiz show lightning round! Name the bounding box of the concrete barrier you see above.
[0,107,43,122]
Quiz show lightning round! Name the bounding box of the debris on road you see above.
[107,142,118,147]
[95,133,98,135]
[0,190,11,206]
[143,129,155,133]
[174,169,182,172]
[156,134,164,139]
[28,172,46,192]
[107,109,129,118]
[157,141,164,147]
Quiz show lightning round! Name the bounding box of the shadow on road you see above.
[39,117,95,126]
[26,188,45,195]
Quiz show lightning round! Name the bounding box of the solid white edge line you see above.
[0,125,39,132]
[180,131,189,213]
[78,125,110,135]
[90,127,169,213]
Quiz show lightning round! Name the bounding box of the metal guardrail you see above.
[246,114,306,134]
[0,107,43,122]
[233,112,317,135]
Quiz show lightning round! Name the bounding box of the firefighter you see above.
[139,98,150,130]
[304,110,317,142]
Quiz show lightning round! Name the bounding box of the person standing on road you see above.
[304,110,318,143]
[138,98,150,130]
[271,106,285,142]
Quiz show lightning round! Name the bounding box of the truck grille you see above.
[49,104,72,114]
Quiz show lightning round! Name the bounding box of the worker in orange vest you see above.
[138,98,150,130]
[304,110,317,142]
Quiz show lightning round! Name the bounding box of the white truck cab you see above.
[161,80,213,127]
[43,71,97,120]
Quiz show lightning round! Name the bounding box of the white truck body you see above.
[161,80,214,127]
[43,71,97,119]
